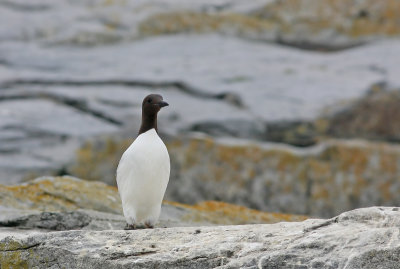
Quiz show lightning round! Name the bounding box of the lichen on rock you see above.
[0,176,306,227]
[1,206,400,268]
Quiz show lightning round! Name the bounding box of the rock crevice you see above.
[0,78,243,108]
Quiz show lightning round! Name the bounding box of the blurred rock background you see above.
[1,0,400,218]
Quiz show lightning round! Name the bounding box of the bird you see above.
[116,94,170,229]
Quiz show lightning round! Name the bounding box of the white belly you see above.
[116,129,170,226]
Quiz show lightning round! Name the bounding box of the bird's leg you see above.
[144,221,154,229]
[124,223,136,230]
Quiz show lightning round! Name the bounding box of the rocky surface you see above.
[253,0,400,49]
[0,177,398,268]
[1,3,400,267]
[2,0,399,48]
[1,0,400,184]
[167,136,400,218]
[139,0,400,50]
[69,135,400,218]
[1,0,400,227]
[326,83,400,142]
[0,176,307,227]
[2,35,400,184]
[1,207,400,268]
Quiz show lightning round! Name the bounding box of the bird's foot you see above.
[124,222,154,230]
[144,221,154,229]
[124,223,136,230]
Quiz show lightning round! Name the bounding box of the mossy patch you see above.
[0,251,29,269]
[0,241,39,269]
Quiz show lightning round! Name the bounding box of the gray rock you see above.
[0,211,93,231]
[1,0,397,49]
[0,206,215,231]
[2,0,400,185]
[2,35,400,184]
[0,176,309,227]
[0,207,399,268]
[188,119,267,140]
[326,84,400,142]
[166,136,400,218]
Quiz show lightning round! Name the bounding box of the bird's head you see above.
[142,94,169,116]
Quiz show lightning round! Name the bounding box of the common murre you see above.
[116,94,170,229]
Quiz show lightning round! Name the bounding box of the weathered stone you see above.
[265,120,318,147]
[0,211,92,231]
[0,176,307,226]
[138,11,278,44]
[188,119,267,140]
[0,207,399,268]
[2,1,400,227]
[68,135,400,218]
[254,0,400,49]
[166,136,400,218]
[2,34,400,183]
[138,0,400,50]
[165,200,307,225]
[2,0,399,49]
[326,85,400,142]
[0,176,122,214]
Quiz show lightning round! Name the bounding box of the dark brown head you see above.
[142,94,169,116]
[138,94,169,135]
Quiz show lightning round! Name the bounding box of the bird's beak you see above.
[158,101,169,107]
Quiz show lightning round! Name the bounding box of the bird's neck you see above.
[138,113,157,135]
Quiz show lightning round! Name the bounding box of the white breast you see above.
[116,128,170,226]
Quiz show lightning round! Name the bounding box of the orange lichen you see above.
[0,177,122,213]
[379,152,398,175]
[1,176,308,226]
[312,186,330,200]
[139,12,274,37]
[378,181,393,201]
[165,200,308,225]
[63,133,400,219]
[307,159,331,178]
[334,146,369,176]
[276,152,300,171]
[71,138,132,184]
[259,0,400,37]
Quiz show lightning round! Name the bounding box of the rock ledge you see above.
[1,207,400,268]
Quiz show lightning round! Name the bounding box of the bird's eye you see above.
[148,98,152,103]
